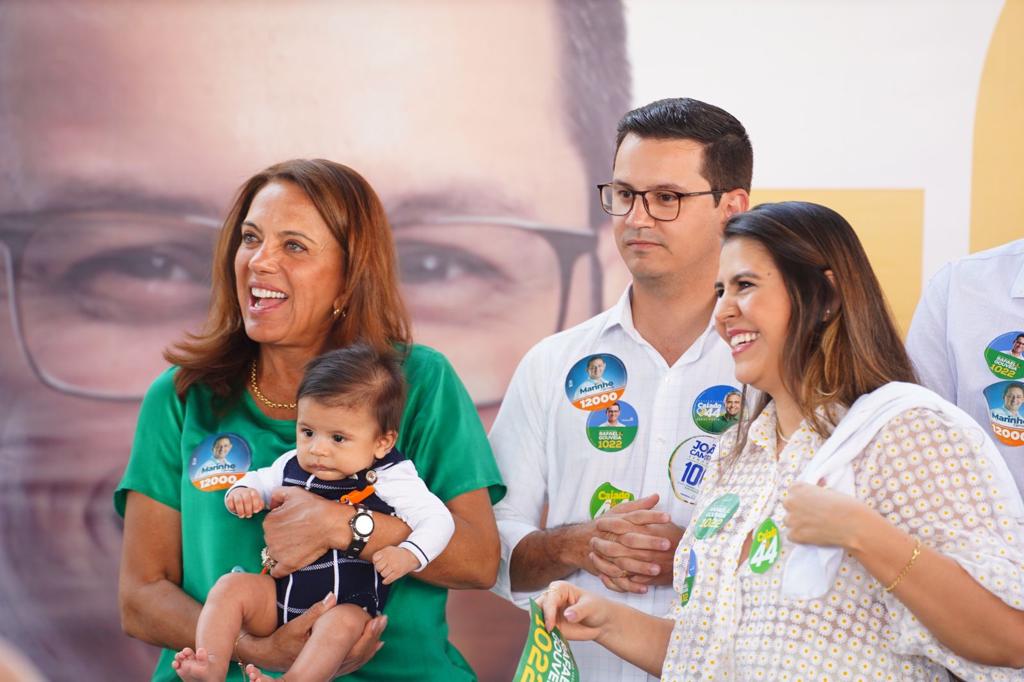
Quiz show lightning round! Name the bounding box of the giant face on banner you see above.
[0,1,629,678]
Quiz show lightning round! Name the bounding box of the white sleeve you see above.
[224,450,294,513]
[906,263,956,402]
[488,345,551,605]
[374,459,454,570]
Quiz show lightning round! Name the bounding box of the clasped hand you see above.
[587,494,683,593]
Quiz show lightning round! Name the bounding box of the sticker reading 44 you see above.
[513,599,580,682]
[564,353,627,411]
[748,518,780,574]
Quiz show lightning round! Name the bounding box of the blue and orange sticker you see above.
[985,380,1024,447]
[189,433,251,491]
[564,354,627,411]
[985,332,1024,381]
[585,400,638,452]
[692,385,741,435]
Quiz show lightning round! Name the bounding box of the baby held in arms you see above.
[173,345,454,681]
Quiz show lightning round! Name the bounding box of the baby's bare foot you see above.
[172,647,217,681]
[244,662,277,681]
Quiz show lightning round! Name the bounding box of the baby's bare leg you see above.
[287,604,370,681]
[178,572,278,681]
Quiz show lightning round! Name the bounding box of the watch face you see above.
[353,512,374,536]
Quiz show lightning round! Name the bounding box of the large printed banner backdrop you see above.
[0,1,1021,679]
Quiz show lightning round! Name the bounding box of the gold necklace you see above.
[775,421,791,444]
[249,361,297,410]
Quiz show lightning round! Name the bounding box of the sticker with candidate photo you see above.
[985,332,1024,380]
[985,380,1024,447]
[585,400,638,452]
[691,385,742,434]
[588,482,636,518]
[189,433,252,491]
[668,435,717,503]
[564,353,627,411]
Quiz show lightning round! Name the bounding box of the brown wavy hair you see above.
[165,159,412,398]
[722,201,917,457]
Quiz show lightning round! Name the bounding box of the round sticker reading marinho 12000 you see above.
[189,433,252,491]
[985,332,1024,380]
[564,353,627,411]
[985,380,1024,447]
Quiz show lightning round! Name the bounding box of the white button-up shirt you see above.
[906,239,1024,495]
[491,288,737,682]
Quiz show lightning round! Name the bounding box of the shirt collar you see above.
[598,284,722,360]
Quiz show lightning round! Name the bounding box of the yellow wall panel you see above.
[749,189,924,335]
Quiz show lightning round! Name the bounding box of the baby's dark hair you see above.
[297,344,406,434]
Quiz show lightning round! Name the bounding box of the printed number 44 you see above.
[751,536,778,566]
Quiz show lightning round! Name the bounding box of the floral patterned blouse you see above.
[662,402,1024,681]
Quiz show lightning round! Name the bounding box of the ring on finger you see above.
[260,546,278,572]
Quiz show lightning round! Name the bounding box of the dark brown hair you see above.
[165,159,412,398]
[614,98,753,202]
[298,344,406,434]
[723,201,916,456]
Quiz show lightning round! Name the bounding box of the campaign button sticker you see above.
[189,433,252,491]
[564,353,627,411]
[985,332,1024,380]
[693,493,740,540]
[585,400,638,452]
[692,385,742,434]
[748,518,780,574]
[667,435,717,503]
[985,380,1024,447]
[679,548,698,607]
[589,482,636,519]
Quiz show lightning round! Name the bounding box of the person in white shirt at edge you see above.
[906,239,1024,495]
[490,98,752,681]
[538,201,1024,680]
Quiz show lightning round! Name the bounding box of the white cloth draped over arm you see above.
[373,458,454,570]
[782,382,1024,600]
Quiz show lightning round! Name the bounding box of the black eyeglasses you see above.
[597,183,725,221]
[0,210,603,407]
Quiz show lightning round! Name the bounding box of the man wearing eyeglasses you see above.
[491,98,752,681]
[0,2,629,679]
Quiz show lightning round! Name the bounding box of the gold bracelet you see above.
[883,538,922,593]
[234,632,249,675]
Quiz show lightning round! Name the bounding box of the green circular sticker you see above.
[748,518,780,573]
[693,493,740,540]
[679,548,698,607]
[589,482,635,518]
[692,385,742,434]
[585,400,638,452]
[985,331,1024,380]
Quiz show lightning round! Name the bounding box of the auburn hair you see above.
[722,201,917,457]
[165,159,412,398]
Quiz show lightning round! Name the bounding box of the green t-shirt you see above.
[115,345,505,682]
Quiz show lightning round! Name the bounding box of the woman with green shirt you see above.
[115,159,505,681]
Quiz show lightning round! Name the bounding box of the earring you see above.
[823,308,831,322]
